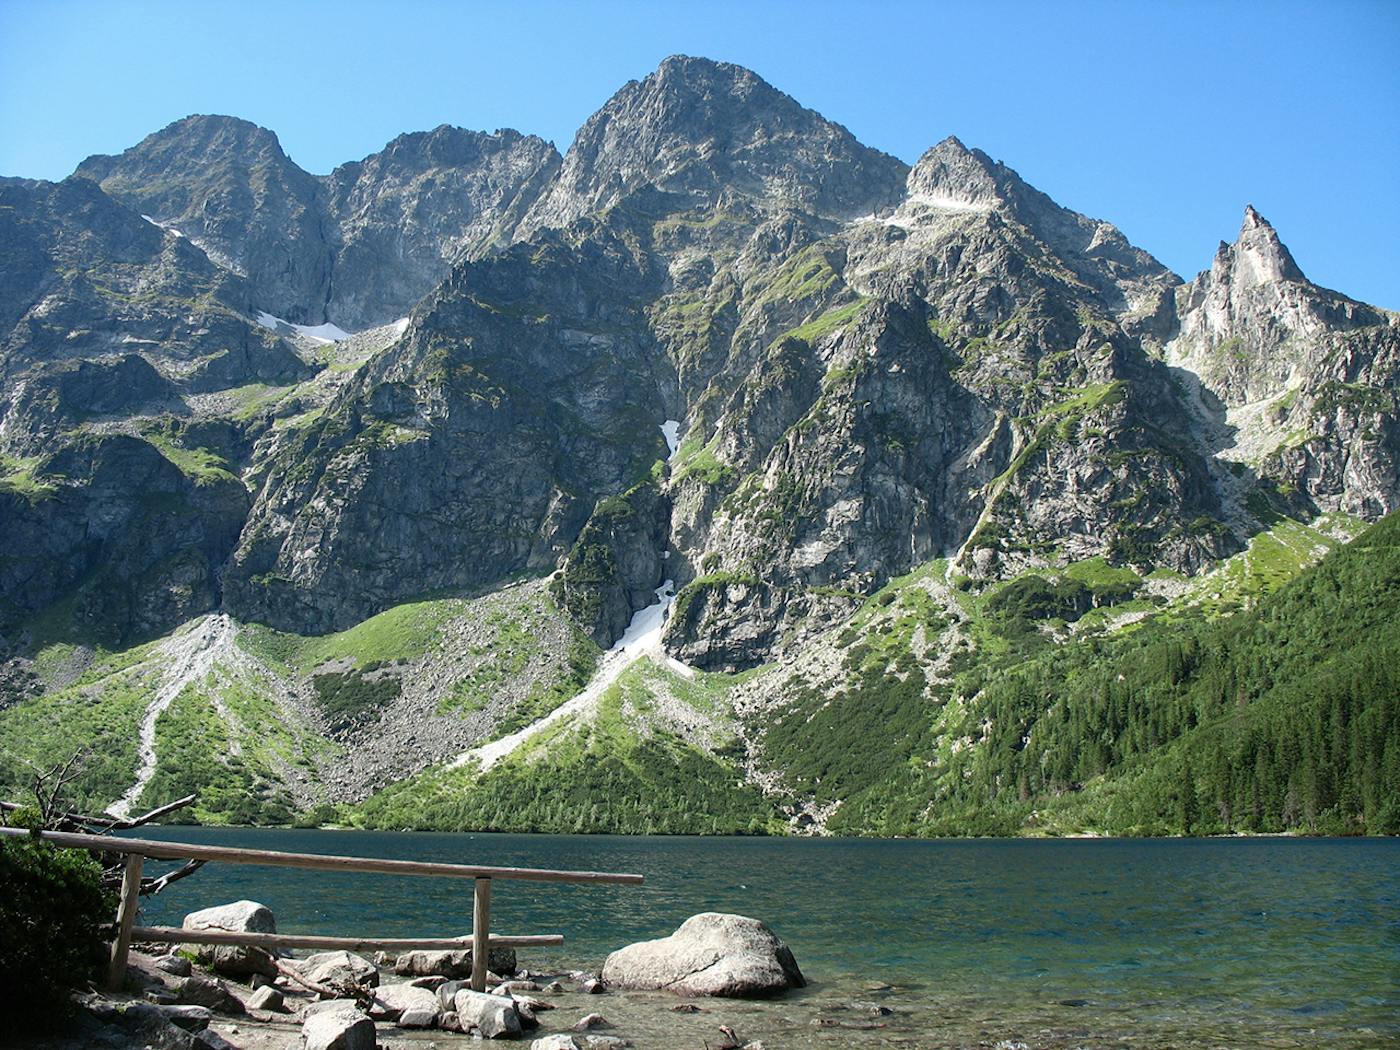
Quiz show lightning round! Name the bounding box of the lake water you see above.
[129,829,1399,1048]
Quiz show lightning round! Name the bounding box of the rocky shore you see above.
[23,904,815,1050]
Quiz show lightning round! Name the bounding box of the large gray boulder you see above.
[181,900,278,979]
[453,989,522,1038]
[601,913,805,998]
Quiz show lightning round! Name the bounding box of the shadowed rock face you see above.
[1,56,1395,658]
[78,115,562,330]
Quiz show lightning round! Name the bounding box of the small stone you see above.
[176,975,243,1014]
[397,1006,439,1028]
[580,977,604,994]
[531,1037,581,1050]
[544,981,566,994]
[670,1003,701,1013]
[493,979,541,995]
[439,1010,462,1033]
[573,1012,611,1031]
[247,985,284,1012]
[436,979,471,1012]
[717,1025,743,1050]
[153,954,192,977]
[408,974,448,990]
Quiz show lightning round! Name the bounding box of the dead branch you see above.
[140,858,206,896]
[275,958,374,1008]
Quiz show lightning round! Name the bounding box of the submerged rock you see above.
[601,912,805,998]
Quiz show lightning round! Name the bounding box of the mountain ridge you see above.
[1,55,1395,837]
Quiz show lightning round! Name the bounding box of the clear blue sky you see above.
[2,0,1397,307]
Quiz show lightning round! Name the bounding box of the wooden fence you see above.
[0,827,642,992]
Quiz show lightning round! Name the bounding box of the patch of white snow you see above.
[661,420,681,458]
[451,579,678,773]
[254,310,353,344]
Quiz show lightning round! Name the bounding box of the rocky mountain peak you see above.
[516,55,908,235]
[1216,204,1306,289]
[905,135,1005,210]
[76,113,297,184]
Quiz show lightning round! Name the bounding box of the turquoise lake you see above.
[129,829,1399,1048]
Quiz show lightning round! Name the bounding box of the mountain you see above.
[77,115,561,329]
[0,56,1395,836]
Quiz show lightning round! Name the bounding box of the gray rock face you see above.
[76,115,331,324]
[601,912,805,997]
[518,55,907,239]
[221,223,671,633]
[78,116,561,331]
[324,125,561,328]
[1161,207,1398,523]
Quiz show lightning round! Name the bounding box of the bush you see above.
[0,831,116,1029]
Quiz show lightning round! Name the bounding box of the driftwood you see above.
[275,957,375,1009]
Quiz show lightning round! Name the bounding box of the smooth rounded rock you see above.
[601,913,805,998]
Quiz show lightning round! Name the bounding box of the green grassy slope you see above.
[811,511,1400,836]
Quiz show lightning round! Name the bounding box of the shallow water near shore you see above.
[130,829,1399,1048]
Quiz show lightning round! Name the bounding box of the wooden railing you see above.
[0,827,642,992]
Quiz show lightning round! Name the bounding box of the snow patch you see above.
[255,310,354,345]
[141,214,184,238]
[451,579,678,773]
[661,419,681,458]
[391,317,410,338]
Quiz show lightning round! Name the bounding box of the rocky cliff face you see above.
[323,126,561,328]
[2,55,1395,668]
[75,116,332,323]
[77,116,561,330]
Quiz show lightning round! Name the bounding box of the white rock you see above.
[368,982,439,1023]
[453,989,521,1038]
[301,1006,375,1050]
[247,985,284,1011]
[532,1037,582,1050]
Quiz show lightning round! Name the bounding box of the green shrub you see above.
[0,832,116,1029]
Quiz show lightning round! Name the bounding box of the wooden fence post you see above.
[107,852,144,991]
[471,876,492,992]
